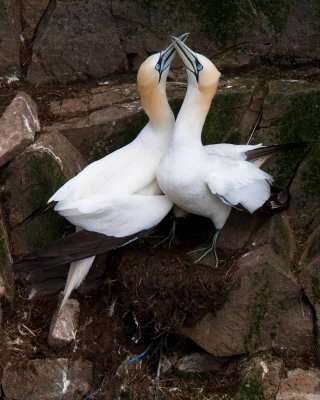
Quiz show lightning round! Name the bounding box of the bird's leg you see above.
[153,219,176,249]
[194,229,220,268]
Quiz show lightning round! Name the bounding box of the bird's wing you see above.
[206,157,273,213]
[49,140,138,203]
[13,230,145,272]
[205,143,263,160]
[55,193,173,237]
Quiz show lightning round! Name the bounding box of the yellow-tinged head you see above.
[171,36,221,101]
[137,33,189,125]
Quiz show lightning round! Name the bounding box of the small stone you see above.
[48,299,80,347]
[0,91,40,167]
[276,369,320,400]
[1,358,93,400]
[175,353,223,373]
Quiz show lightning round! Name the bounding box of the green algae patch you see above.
[288,150,320,229]
[89,111,148,162]
[202,92,248,144]
[248,278,270,350]
[280,92,320,144]
[225,366,267,400]
[270,214,294,263]
[30,156,66,203]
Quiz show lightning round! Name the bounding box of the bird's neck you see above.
[140,86,175,132]
[173,85,215,147]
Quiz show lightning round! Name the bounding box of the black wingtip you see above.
[246,142,310,162]
[13,229,152,273]
[13,201,58,228]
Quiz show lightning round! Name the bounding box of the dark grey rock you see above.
[182,239,313,356]
[27,0,127,83]
[0,0,21,79]
[21,0,50,40]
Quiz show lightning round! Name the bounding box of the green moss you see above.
[248,278,270,349]
[30,156,66,202]
[202,92,247,144]
[279,92,320,144]
[90,112,148,162]
[225,369,266,400]
[261,90,320,186]
[17,154,73,252]
[235,376,266,400]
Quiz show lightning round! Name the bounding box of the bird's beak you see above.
[156,32,189,80]
[171,36,202,81]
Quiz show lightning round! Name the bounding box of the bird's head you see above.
[137,33,189,93]
[171,36,221,99]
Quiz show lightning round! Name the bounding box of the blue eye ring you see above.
[155,63,161,71]
[196,63,203,71]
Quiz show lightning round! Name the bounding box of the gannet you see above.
[43,34,189,307]
[157,37,306,266]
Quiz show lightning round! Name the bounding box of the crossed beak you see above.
[170,36,203,81]
[156,32,189,81]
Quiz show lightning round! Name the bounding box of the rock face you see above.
[2,358,93,400]
[0,0,21,79]
[0,92,40,167]
[27,0,127,83]
[21,0,50,40]
[181,214,314,356]
[3,132,85,257]
[43,81,186,162]
[16,0,320,83]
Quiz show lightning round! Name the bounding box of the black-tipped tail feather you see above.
[13,229,149,273]
[14,201,58,227]
[245,142,308,162]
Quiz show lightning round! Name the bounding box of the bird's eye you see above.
[196,62,203,71]
[155,63,161,71]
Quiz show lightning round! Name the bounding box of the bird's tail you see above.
[13,230,147,272]
[13,201,58,227]
[60,256,95,309]
[245,142,308,163]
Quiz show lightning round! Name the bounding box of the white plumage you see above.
[49,34,190,307]
[157,37,274,261]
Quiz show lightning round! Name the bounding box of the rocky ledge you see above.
[0,70,319,398]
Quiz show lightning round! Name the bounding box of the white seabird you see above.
[46,34,189,307]
[157,37,306,266]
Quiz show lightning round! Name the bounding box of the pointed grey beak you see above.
[171,36,203,81]
[156,32,190,80]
